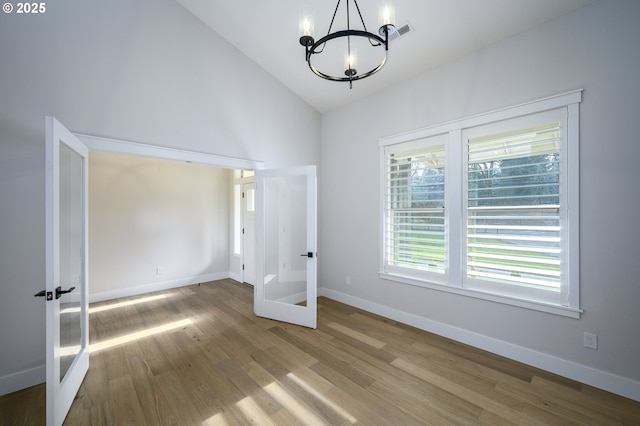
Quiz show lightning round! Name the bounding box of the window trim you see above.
[379,90,582,318]
[462,109,566,306]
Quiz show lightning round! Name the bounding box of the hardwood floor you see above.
[0,382,45,426]
[2,279,639,425]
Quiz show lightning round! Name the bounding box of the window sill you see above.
[379,272,583,319]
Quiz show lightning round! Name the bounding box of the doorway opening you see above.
[76,133,263,297]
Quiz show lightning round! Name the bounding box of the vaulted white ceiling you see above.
[176,0,595,113]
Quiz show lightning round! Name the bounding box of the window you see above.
[234,184,241,255]
[380,91,582,317]
[384,135,447,282]
[245,187,255,212]
[463,113,566,306]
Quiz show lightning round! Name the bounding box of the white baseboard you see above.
[0,365,45,396]
[319,287,640,402]
[89,272,230,303]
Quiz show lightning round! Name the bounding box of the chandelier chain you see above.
[326,0,370,35]
[351,0,369,33]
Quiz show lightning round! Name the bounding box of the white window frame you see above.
[383,134,449,285]
[379,90,582,318]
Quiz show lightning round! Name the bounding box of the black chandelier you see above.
[299,0,396,89]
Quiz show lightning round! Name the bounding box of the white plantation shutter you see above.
[379,90,581,316]
[465,123,561,293]
[383,136,447,281]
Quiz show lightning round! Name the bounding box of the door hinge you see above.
[242,228,245,234]
[242,264,245,270]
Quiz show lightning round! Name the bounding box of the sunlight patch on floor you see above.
[287,372,357,424]
[236,395,274,425]
[59,294,170,315]
[263,381,325,425]
[90,294,170,313]
[89,318,192,353]
[201,412,230,426]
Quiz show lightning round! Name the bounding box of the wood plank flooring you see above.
[2,279,639,425]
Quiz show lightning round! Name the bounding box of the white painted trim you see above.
[379,272,582,319]
[75,133,265,170]
[318,287,640,402]
[378,89,583,147]
[0,365,45,397]
[89,272,230,303]
[566,101,580,309]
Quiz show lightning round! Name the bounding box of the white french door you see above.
[44,117,89,426]
[254,165,317,329]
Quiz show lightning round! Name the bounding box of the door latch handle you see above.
[55,286,76,299]
[300,252,313,258]
[34,290,53,301]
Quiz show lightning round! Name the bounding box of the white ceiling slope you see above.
[176,0,595,113]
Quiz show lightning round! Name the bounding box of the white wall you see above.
[89,152,231,301]
[319,0,640,399]
[0,0,320,394]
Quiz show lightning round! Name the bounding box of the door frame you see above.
[76,134,264,171]
[76,134,265,292]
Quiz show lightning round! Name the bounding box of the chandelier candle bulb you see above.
[299,6,314,38]
[301,17,313,37]
[345,50,357,76]
[379,1,396,27]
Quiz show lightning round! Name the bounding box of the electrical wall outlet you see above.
[345,276,351,286]
[584,332,598,350]
[156,267,164,275]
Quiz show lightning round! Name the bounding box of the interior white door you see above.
[44,117,89,426]
[254,165,317,329]
[242,182,256,286]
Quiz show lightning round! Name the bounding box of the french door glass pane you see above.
[263,175,308,305]
[58,142,83,381]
